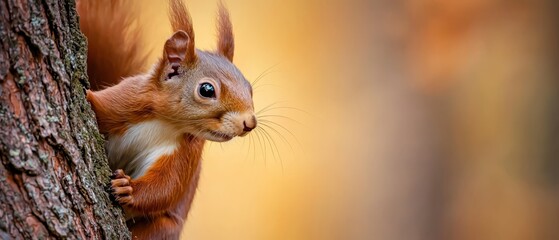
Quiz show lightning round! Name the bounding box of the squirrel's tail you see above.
[77,0,149,91]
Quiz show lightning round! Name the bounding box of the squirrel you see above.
[77,0,256,239]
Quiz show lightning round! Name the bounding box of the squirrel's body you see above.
[78,0,256,239]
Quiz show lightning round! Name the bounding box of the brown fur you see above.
[80,0,255,239]
[168,0,197,65]
[217,1,234,61]
[77,0,149,90]
[85,75,158,135]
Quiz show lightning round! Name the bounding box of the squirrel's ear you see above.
[216,2,234,62]
[164,30,196,66]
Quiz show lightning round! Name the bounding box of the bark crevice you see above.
[0,0,130,239]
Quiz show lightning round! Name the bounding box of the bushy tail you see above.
[77,0,149,90]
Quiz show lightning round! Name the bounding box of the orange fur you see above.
[125,135,203,215]
[80,0,256,239]
[217,1,234,61]
[77,0,149,90]
[85,76,157,135]
[168,0,196,65]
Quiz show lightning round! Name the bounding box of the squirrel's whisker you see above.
[263,128,281,162]
[256,101,285,115]
[251,63,280,87]
[252,129,258,164]
[258,119,303,150]
[253,128,267,166]
[258,127,283,171]
[250,133,257,164]
[259,122,294,155]
[253,83,280,91]
[257,114,304,126]
[258,106,312,116]
[243,133,253,163]
[255,127,275,162]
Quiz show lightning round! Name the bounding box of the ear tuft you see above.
[216,2,234,62]
[167,0,196,64]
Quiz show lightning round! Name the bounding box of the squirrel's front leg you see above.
[109,153,194,216]
[110,167,172,215]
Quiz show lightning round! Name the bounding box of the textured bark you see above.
[0,0,130,239]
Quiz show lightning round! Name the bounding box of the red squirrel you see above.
[77,0,256,238]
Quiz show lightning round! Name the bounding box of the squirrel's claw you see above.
[111,169,134,206]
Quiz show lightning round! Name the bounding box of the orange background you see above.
[131,0,559,239]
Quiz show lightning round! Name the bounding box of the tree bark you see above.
[0,0,130,239]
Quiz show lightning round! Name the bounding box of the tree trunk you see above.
[0,0,130,239]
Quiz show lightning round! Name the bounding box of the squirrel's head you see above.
[153,0,255,142]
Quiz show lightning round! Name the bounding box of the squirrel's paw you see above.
[111,169,134,206]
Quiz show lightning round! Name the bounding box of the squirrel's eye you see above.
[199,83,216,98]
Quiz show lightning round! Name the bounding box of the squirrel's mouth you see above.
[205,130,234,142]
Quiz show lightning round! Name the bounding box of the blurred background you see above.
[131,0,559,239]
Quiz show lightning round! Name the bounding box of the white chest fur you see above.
[106,120,180,179]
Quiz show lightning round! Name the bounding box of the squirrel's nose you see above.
[243,116,257,132]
